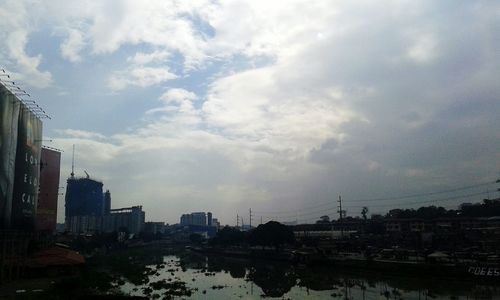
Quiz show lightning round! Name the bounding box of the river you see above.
[92,248,500,299]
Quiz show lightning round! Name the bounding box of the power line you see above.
[252,190,490,223]
[346,191,489,208]
[254,206,338,220]
[252,181,495,215]
[347,181,495,202]
[253,200,332,215]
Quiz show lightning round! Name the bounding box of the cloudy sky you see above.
[1,0,499,225]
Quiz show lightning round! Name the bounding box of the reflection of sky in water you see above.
[119,254,500,300]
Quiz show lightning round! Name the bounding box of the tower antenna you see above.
[71,144,75,178]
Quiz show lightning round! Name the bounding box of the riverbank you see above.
[188,245,500,282]
[3,245,500,299]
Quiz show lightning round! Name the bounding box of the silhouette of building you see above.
[68,206,145,234]
[36,147,61,233]
[103,190,111,215]
[180,212,207,226]
[64,175,104,228]
[207,212,212,226]
[144,221,165,234]
[179,211,218,237]
[211,218,220,228]
[107,206,145,234]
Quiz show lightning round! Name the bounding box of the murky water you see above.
[109,250,500,299]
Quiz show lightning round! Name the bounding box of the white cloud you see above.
[56,129,107,140]
[85,1,213,66]
[5,30,52,88]
[0,1,52,88]
[128,50,171,65]
[146,88,201,126]
[407,33,437,63]
[160,88,197,103]
[60,29,85,63]
[2,0,496,224]
[108,67,178,91]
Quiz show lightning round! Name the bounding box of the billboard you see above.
[36,148,61,233]
[0,85,20,229]
[10,105,43,231]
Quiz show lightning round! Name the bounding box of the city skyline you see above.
[0,1,499,225]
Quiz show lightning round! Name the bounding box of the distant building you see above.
[107,206,145,234]
[383,217,498,233]
[207,212,212,226]
[103,190,111,215]
[36,147,61,234]
[179,211,219,237]
[65,175,104,228]
[180,212,207,226]
[64,169,145,235]
[67,206,145,234]
[144,222,165,234]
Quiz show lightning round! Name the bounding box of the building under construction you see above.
[64,174,105,226]
[64,157,145,234]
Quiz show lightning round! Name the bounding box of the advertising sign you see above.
[0,85,20,229]
[36,147,61,233]
[11,105,42,231]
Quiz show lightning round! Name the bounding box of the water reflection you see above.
[247,263,296,297]
[176,251,500,299]
[110,250,500,299]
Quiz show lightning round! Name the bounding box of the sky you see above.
[0,0,499,225]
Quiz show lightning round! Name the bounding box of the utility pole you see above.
[236,214,239,228]
[338,195,344,238]
[249,208,252,228]
[260,216,263,225]
[497,177,500,199]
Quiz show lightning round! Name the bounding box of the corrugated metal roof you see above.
[28,246,85,268]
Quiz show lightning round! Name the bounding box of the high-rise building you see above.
[36,147,61,233]
[192,212,206,225]
[103,190,111,215]
[181,212,207,226]
[104,206,145,234]
[68,206,146,235]
[179,211,220,227]
[179,211,218,237]
[211,218,220,228]
[207,212,212,226]
[65,175,104,228]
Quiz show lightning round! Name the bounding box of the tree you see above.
[316,215,330,224]
[248,221,295,250]
[361,207,368,221]
[210,226,245,246]
[189,233,204,244]
[361,206,369,234]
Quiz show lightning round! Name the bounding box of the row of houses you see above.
[292,216,500,239]
[384,216,500,233]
